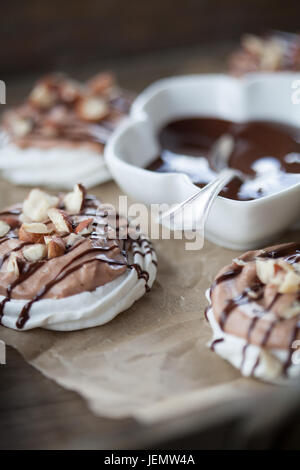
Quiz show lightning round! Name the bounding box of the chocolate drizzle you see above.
[212,264,243,290]
[0,260,44,325]
[0,241,31,269]
[258,242,300,260]
[219,277,264,330]
[0,209,22,217]
[284,325,299,373]
[204,306,209,322]
[210,338,224,351]
[240,316,260,371]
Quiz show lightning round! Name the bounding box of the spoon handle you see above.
[159,169,237,231]
[192,168,236,227]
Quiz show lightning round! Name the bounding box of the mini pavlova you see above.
[206,242,300,383]
[0,72,132,189]
[0,184,157,331]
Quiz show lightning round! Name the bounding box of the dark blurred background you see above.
[2,0,300,75]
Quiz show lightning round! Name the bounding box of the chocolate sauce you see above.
[147,118,300,201]
[266,292,281,311]
[0,260,45,325]
[0,209,21,216]
[241,315,260,370]
[132,240,155,258]
[204,306,209,322]
[212,265,243,289]
[240,344,249,371]
[259,242,300,260]
[210,338,224,351]
[284,325,299,374]
[261,319,278,347]
[0,241,31,269]
[219,278,264,330]
[250,356,260,376]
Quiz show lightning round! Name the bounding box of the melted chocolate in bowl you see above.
[147,118,300,200]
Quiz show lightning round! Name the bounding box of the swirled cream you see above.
[0,185,157,331]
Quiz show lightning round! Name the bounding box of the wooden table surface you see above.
[1,42,300,450]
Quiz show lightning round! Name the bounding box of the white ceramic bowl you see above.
[105,74,300,250]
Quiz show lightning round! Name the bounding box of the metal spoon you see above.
[158,134,244,231]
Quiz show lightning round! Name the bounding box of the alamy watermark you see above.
[0,340,6,364]
[96,196,205,250]
[0,80,5,104]
[291,79,300,104]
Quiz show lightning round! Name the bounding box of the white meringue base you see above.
[205,290,300,384]
[0,143,111,189]
[1,239,157,331]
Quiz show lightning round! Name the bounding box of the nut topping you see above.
[11,117,33,137]
[256,259,276,285]
[19,223,50,244]
[279,270,300,294]
[0,220,11,237]
[63,183,86,214]
[75,218,94,235]
[23,189,59,222]
[29,83,57,110]
[242,35,283,71]
[87,72,115,95]
[7,253,21,276]
[242,34,265,57]
[59,79,82,104]
[23,244,47,262]
[47,208,73,234]
[45,236,66,259]
[65,232,81,247]
[256,258,300,294]
[279,301,300,319]
[75,96,108,122]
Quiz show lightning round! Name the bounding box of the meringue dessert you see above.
[0,185,157,331]
[206,242,300,382]
[229,31,300,76]
[0,72,132,189]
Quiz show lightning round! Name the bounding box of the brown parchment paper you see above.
[0,178,295,422]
